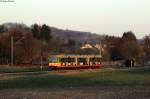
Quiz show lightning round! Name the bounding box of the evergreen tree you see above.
[31,24,41,39]
[40,24,52,42]
[119,31,140,59]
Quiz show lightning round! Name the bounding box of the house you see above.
[81,43,94,49]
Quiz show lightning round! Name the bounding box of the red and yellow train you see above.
[48,54,102,70]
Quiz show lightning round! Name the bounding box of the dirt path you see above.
[0,69,101,79]
[0,72,48,80]
[0,87,150,99]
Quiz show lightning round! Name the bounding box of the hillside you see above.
[1,23,104,44]
[51,27,104,44]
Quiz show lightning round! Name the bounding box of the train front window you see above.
[48,57,59,63]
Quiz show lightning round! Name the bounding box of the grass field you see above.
[0,66,150,99]
[0,66,150,89]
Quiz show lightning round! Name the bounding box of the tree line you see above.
[0,23,150,65]
[0,23,83,64]
[102,31,150,64]
[0,23,52,64]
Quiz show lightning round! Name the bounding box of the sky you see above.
[0,0,150,38]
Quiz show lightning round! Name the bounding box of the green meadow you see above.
[0,66,150,89]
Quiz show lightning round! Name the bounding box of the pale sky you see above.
[0,0,150,38]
